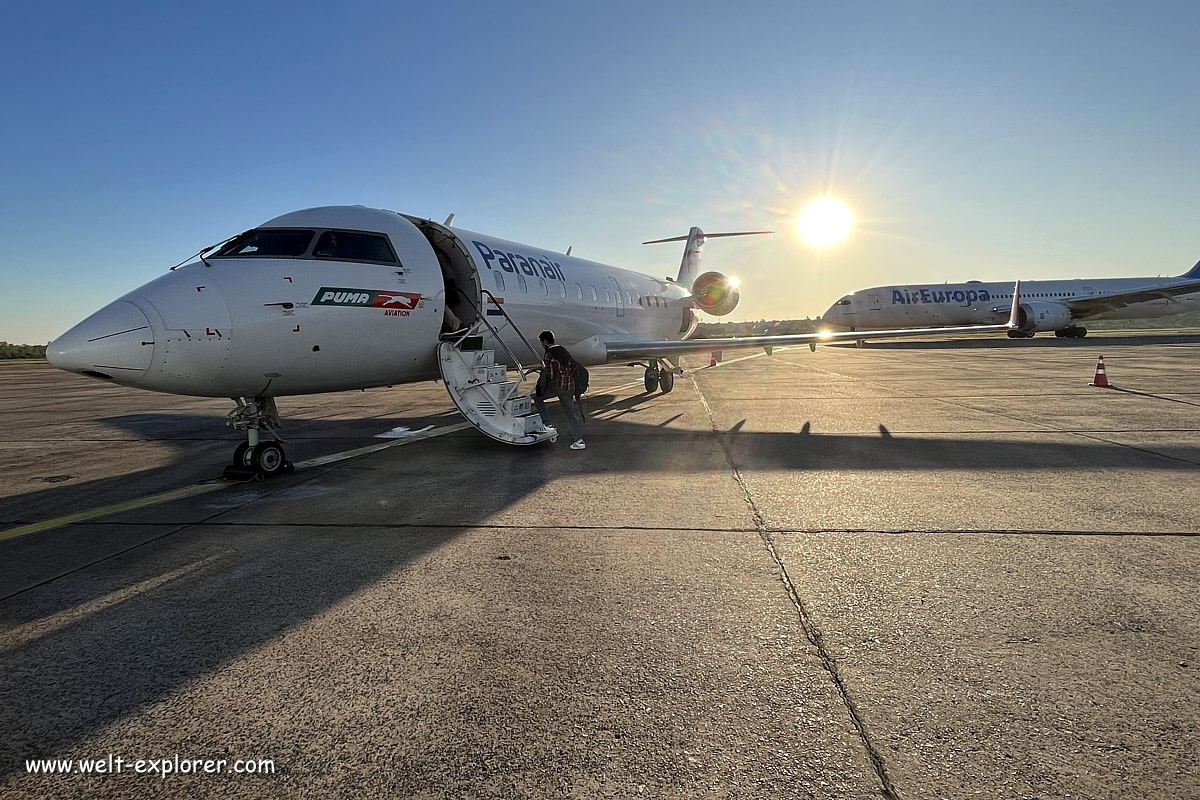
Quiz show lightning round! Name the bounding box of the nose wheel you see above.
[226,441,293,480]
[223,397,294,480]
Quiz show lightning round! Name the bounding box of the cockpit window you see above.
[216,229,314,258]
[312,230,397,264]
[836,298,852,305]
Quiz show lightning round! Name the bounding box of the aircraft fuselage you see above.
[47,206,695,397]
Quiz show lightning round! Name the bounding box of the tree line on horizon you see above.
[0,342,47,360]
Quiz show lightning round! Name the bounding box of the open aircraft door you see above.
[403,215,483,332]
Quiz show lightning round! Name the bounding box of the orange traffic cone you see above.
[1090,355,1110,388]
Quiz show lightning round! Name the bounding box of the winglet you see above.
[1007,280,1022,328]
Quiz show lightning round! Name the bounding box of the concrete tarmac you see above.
[1,331,1199,798]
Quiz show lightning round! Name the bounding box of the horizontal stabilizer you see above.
[644,227,773,287]
[642,230,772,245]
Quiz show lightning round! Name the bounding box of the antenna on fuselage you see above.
[443,213,455,226]
[566,246,573,256]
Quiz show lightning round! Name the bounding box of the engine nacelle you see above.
[1017,301,1072,332]
[690,271,740,316]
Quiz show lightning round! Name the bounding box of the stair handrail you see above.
[477,289,543,362]
[447,288,542,379]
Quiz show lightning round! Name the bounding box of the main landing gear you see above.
[1054,326,1087,338]
[223,396,295,480]
[642,359,677,394]
[1007,330,1036,338]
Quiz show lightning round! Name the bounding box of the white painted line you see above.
[374,425,436,439]
[296,422,472,468]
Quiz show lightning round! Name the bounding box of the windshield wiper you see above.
[170,230,249,271]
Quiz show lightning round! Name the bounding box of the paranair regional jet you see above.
[47,205,1020,477]
[822,261,1200,339]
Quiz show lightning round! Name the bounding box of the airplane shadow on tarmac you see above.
[1,392,1199,774]
[824,331,1200,350]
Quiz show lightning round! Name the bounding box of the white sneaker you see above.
[537,424,557,434]
[570,440,586,450]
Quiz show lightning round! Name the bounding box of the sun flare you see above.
[795,198,853,247]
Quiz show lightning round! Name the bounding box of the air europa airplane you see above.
[46,205,1018,477]
[822,261,1200,339]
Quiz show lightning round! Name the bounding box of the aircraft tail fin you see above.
[643,228,771,288]
[1182,258,1200,279]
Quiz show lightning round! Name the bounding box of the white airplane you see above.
[46,205,1019,478]
[821,262,1200,339]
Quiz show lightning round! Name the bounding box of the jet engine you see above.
[1016,301,1072,332]
[690,271,740,316]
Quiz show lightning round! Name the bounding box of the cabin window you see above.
[517,274,528,293]
[575,283,584,300]
[589,286,598,303]
[216,228,314,258]
[312,230,398,264]
[539,277,549,296]
[494,272,505,292]
[604,288,611,304]
[559,283,567,298]
[626,291,633,305]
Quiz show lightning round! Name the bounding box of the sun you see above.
[795,198,853,247]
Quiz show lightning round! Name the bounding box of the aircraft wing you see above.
[1065,279,1200,317]
[603,282,1022,361]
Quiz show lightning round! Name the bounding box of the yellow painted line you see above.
[0,483,227,543]
[2,553,225,649]
[0,421,473,543]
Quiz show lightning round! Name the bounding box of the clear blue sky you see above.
[3,0,1199,343]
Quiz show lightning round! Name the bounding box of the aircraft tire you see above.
[231,442,250,466]
[643,367,658,394]
[659,370,675,394]
[251,442,287,477]
[1075,327,1087,338]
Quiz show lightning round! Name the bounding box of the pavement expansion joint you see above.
[766,528,1200,538]
[690,373,902,800]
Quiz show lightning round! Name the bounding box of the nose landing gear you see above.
[223,397,294,480]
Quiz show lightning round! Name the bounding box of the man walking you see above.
[533,330,585,450]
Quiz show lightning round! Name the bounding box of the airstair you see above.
[437,290,558,446]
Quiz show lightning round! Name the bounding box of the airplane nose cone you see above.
[47,301,154,381]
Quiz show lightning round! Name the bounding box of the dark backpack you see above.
[572,360,589,397]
